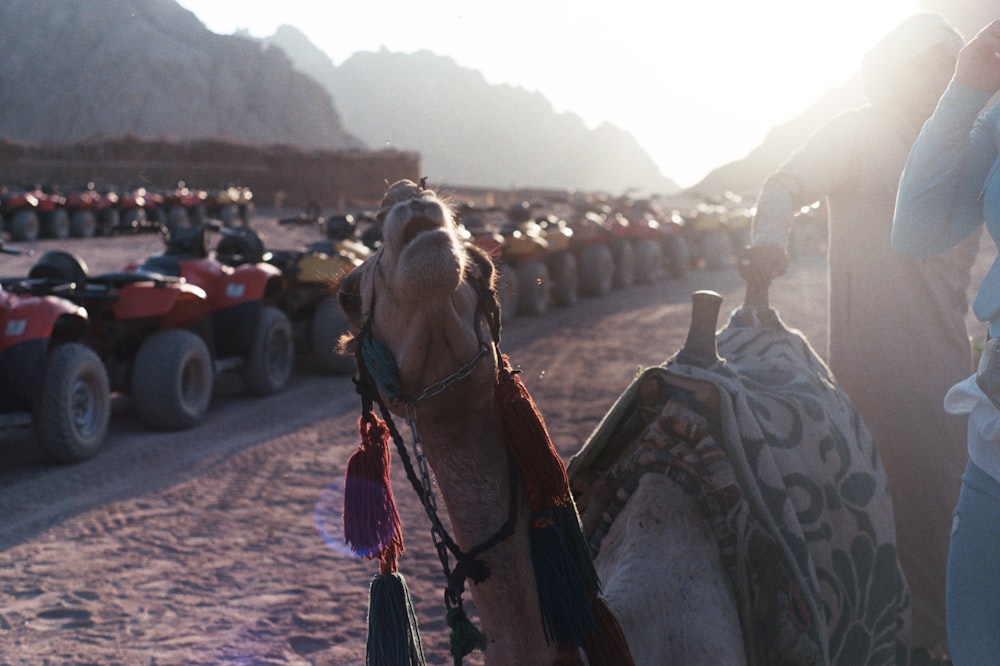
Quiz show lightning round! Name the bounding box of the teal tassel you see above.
[366,572,426,666]
[552,503,600,597]
[447,606,488,664]
[530,509,596,646]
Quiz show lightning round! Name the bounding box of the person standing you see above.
[740,13,979,660]
[892,19,1000,666]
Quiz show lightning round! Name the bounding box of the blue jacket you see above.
[893,81,1000,335]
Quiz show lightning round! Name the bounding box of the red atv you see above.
[115,186,165,234]
[0,240,111,462]
[1,186,41,241]
[128,223,294,396]
[28,249,216,431]
[162,181,208,235]
[32,185,70,240]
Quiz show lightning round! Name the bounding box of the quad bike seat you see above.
[29,250,89,285]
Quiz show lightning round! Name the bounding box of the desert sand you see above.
[0,212,992,665]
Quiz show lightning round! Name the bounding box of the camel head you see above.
[337,179,500,416]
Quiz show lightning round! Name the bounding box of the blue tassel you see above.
[361,334,404,402]
[366,572,426,666]
[530,508,596,646]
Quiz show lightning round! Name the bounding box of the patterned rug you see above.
[568,305,910,666]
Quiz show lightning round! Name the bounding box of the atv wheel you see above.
[495,263,519,321]
[634,239,664,284]
[700,230,733,270]
[42,208,70,240]
[663,233,690,278]
[612,239,636,289]
[34,343,111,463]
[131,329,214,430]
[516,260,551,317]
[219,204,240,227]
[578,244,614,297]
[70,210,97,238]
[166,207,189,236]
[10,210,40,242]
[243,306,294,395]
[311,297,356,375]
[547,250,578,307]
[97,209,120,237]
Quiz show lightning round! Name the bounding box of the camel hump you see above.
[675,290,724,368]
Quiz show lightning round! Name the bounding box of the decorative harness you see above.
[342,220,634,666]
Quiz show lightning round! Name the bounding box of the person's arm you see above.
[741,114,858,283]
[893,21,1000,256]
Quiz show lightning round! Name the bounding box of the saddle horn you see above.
[673,290,724,368]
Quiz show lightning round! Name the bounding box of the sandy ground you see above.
[0,214,993,665]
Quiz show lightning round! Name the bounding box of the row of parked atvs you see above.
[0,219,366,463]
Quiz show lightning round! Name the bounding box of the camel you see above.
[337,180,908,665]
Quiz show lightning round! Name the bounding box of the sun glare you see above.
[178,0,921,187]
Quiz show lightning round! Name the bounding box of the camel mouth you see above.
[401,214,446,247]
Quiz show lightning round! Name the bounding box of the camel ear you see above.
[466,244,497,289]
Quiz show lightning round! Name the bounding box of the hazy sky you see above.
[176,0,922,189]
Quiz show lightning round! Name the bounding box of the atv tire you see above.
[611,239,636,289]
[634,239,664,284]
[41,208,70,240]
[516,260,551,317]
[243,306,294,396]
[663,233,691,278]
[34,342,111,463]
[578,244,614,297]
[131,329,214,431]
[10,210,40,242]
[120,208,147,232]
[311,297,356,375]
[70,210,97,238]
[547,250,578,307]
[700,230,733,271]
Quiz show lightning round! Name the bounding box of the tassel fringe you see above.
[582,595,635,666]
[447,606,488,664]
[366,572,426,666]
[344,409,404,563]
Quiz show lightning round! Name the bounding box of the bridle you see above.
[353,244,521,660]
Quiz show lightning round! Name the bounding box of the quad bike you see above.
[216,219,363,375]
[162,181,208,235]
[63,182,119,238]
[460,201,560,318]
[534,213,579,307]
[661,210,691,279]
[683,203,736,270]
[127,222,294,396]
[33,185,70,240]
[567,210,616,298]
[205,185,255,227]
[28,249,215,431]
[498,213,552,317]
[0,240,111,462]
[1,187,41,242]
[115,186,164,234]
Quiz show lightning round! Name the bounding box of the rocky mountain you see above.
[266,26,679,195]
[0,0,362,151]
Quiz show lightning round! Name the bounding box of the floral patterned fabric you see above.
[569,305,910,665]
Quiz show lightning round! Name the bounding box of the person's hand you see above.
[955,20,1000,93]
[737,244,788,285]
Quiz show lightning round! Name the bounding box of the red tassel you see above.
[494,354,571,511]
[343,408,404,569]
[582,595,635,666]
